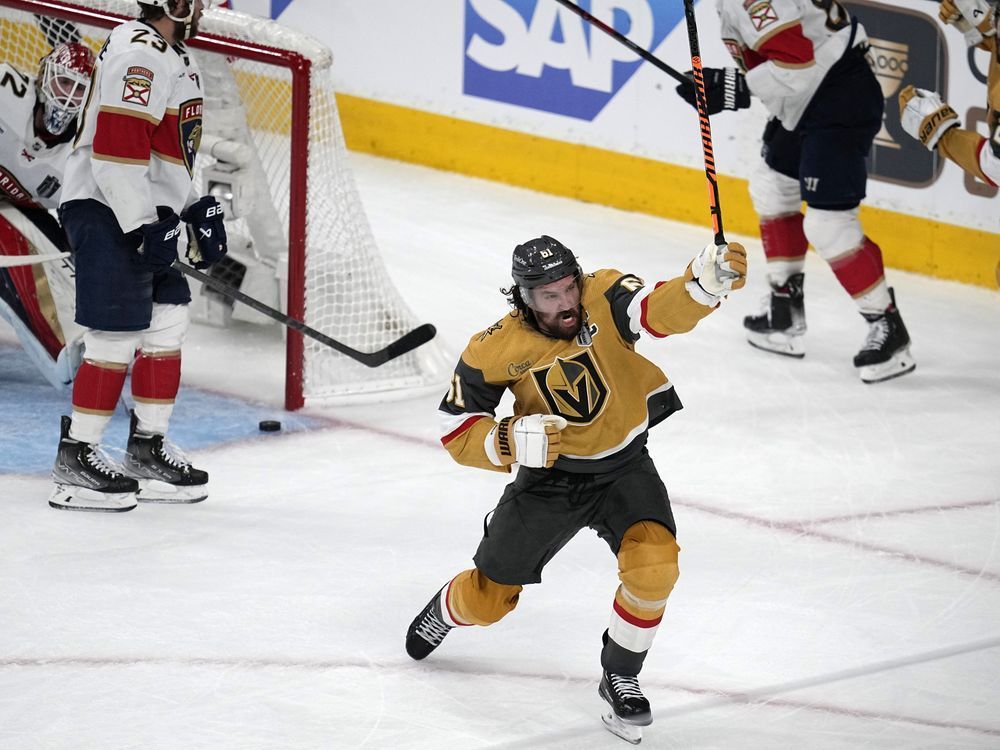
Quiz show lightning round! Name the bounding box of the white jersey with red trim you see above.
[716,0,865,129]
[0,63,73,210]
[61,19,203,232]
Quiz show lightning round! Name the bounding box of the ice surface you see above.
[1,153,999,749]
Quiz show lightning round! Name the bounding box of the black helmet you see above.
[511,235,581,290]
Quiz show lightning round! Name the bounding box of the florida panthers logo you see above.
[530,350,609,425]
[178,98,203,176]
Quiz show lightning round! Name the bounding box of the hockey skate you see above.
[854,289,915,384]
[49,416,138,512]
[405,587,453,660]
[123,411,209,503]
[599,671,652,745]
[744,273,806,358]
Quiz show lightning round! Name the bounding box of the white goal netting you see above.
[0,0,446,408]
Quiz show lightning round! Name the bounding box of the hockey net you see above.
[0,0,446,409]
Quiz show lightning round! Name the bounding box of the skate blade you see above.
[136,479,208,504]
[602,712,643,744]
[858,348,916,384]
[746,330,805,358]
[48,484,137,513]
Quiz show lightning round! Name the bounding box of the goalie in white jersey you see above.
[677,0,916,384]
[0,42,94,388]
[51,0,228,514]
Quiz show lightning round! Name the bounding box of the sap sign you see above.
[464,0,684,121]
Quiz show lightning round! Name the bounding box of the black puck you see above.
[259,420,282,432]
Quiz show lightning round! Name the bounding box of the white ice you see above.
[2,153,999,749]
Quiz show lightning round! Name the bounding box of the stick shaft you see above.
[683,0,726,246]
[0,252,70,268]
[172,260,434,368]
[551,0,689,85]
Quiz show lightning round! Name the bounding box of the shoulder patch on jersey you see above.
[746,0,779,32]
[122,74,151,106]
[178,98,203,176]
[127,65,154,81]
[476,320,504,342]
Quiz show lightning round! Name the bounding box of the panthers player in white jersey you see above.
[51,0,228,514]
[677,0,916,384]
[0,42,94,388]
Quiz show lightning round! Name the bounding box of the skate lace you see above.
[157,438,193,470]
[609,674,644,701]
[861,315,890,352]
[84,445,127,479]
[415,607,451,645]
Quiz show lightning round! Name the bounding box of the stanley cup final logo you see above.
[846,0,948,186]
[867,37,908,150]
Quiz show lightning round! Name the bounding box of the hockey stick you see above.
[550,0,689,85]
[171,260,437,368]
[0,251,70,268]
[683,0,727,246]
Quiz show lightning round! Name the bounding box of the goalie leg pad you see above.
[443,568,522,627]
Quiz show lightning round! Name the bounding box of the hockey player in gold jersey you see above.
[898,0,999,287]
[405,234,747,743]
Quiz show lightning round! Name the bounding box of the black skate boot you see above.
[853,288,916,383]
[50,416,138,512]
[123,411,209,503]
[744,272,806,358]
[405,587,453,660]
[599,670,652,745]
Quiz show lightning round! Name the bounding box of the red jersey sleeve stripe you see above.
[441,415,487,445]
[93,109,155,162]
[639,281,670,339]
[150,113,183,162]
[757,23,815,66]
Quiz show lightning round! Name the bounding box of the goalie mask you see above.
[36,43,95,137]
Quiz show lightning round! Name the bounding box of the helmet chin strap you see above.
[164,3,196,40]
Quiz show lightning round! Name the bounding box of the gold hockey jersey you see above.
[439,269,717,474]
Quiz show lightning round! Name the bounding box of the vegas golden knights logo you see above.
[531,351,609,425]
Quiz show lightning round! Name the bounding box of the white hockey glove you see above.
[939,0,996,47]
[898,86,960,150]
[486,414,568,469]
[684,241,747,306]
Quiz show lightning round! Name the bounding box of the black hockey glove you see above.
[181,195,228,270]
[675,67,751,115]
[135,206,183,272]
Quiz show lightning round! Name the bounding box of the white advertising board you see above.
[229,0,996,235]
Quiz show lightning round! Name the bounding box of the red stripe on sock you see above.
[131,352,181,402]
[760,213,807,262]
[72,361,127,414]
[829,237,885,296]
[612,599,663,629]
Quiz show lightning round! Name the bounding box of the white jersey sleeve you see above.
[0,63,73,210]
[716,0,861,129]
[62,20,203,232]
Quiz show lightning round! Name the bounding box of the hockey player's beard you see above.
[535,305,583,340]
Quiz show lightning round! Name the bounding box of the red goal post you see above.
[0,0,446,409]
